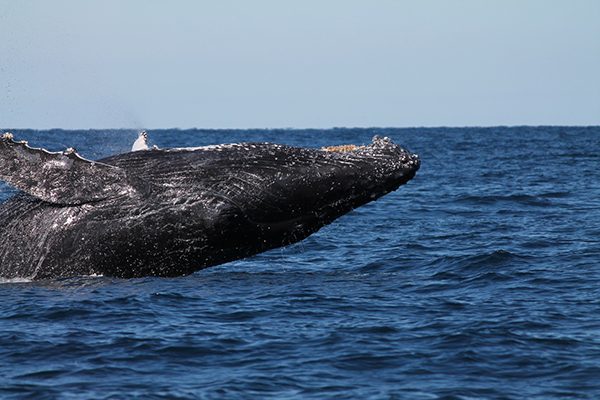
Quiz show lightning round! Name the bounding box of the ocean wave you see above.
[454,194,553,207]
[426,249,531,272]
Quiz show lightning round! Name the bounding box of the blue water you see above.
[1,127,599,399]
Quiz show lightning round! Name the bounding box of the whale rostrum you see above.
[0,132,420,279]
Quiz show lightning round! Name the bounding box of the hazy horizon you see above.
[1,1,599,129]
[4,124,600,132]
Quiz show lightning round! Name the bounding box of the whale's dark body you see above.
[0,135,419,279]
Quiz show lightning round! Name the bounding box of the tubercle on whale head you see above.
[1,132,14,141]
[2,132,30,147]
[329,135,421,178]
[343,135,420,198]
[321,135,419,167]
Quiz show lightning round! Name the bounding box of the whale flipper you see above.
[0,133,136,205]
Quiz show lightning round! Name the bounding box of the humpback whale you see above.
[0,132,420,280]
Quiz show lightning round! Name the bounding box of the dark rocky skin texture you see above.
[0,135,420,279]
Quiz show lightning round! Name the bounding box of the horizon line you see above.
[2,124,599,131]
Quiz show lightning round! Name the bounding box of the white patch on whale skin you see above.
[0,277,33,284]
[132,131,149,152]
[45,159,71,170]
[166,143,256,152]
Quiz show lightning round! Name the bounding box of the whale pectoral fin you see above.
[0,134,135,205]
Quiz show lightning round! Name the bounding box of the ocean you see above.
[0,127,598,399]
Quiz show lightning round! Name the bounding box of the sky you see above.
[0,0,598,129]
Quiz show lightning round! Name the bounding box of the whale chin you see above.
[0,134,419,279]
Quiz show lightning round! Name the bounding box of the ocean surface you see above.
[0,126,599,399]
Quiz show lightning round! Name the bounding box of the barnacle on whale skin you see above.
[322,144,366,153]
